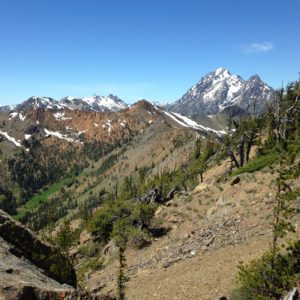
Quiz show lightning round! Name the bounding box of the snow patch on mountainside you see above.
[76,130,88,136]
[82,95,127,111]
[44,129,75,143]
[53,112,72,121]
[105,120,112,134]
[120,120,127,127]
[161,110,189,128]
[0,105,15,112]
[19,113,26,121]
[9,112,18,120]
[0,131,22,147]
[155,107,226,136]
[171,112,226,136]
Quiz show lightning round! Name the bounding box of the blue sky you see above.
[0,0,299,106]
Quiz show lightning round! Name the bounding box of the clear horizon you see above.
[0,0,299,106]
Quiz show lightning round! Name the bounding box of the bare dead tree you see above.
[228,148,240,168]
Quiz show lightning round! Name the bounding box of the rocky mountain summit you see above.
[167,67,274,115]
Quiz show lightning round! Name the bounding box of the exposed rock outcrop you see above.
[134,186,164,204]
[0,235,77,299]
[0,209,76,288]
[134,186,183,205]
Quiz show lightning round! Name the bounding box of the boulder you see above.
[230,176,240,186]
[134,186,183,204]
[203,236,215,246]
[165,200,174,206]
[155,206,164,216]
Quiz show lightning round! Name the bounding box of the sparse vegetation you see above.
[233,81,300,299]
[233,241,300,300]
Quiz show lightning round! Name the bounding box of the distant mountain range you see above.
[166,67,274,115]
[0,68,274,116]
[0,99,227,151]
[0,95,128,113]
[0,105,15,113]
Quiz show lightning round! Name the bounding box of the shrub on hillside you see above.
[87,197,157,247]
[233,240,300,300]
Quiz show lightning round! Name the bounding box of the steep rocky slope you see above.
[79,159,300,299]
[0,210,76,286]
[0,209,76,299]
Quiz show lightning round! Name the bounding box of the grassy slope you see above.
[232,150,277,175]
[14,176,74,221]
[232,140,300,176]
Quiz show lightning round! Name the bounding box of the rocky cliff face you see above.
[0,209,77,299]
[0,210,76,286]
[0,236,77,300]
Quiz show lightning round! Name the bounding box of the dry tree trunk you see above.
[228,149,240,168]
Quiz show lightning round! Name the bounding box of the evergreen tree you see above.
[56,220,74,251]
[117,244,127,300]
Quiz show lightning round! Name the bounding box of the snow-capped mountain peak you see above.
[214,67,231,78]
[65,96,76,101]
[15,96,67,111]
[60,94,127,112]
[167,67,274,115]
